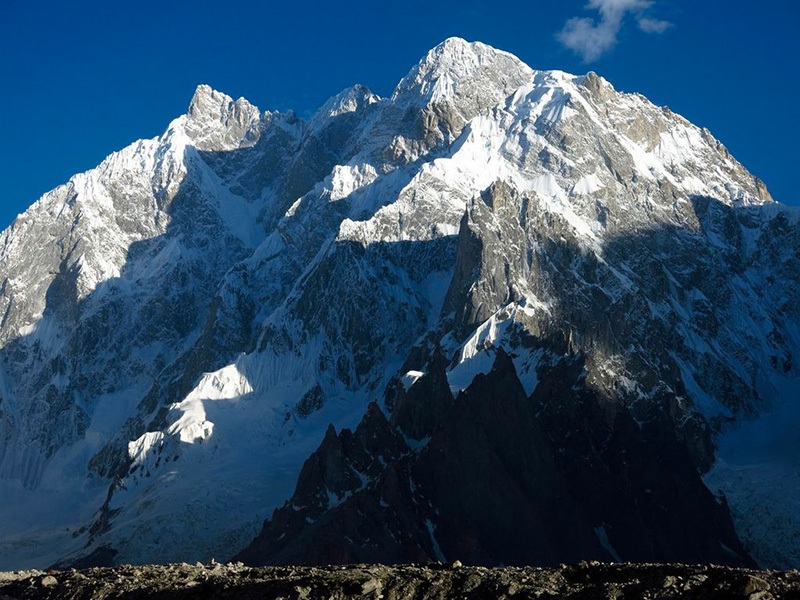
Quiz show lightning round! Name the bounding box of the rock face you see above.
[0,38,797,569]
[239,349,751,567]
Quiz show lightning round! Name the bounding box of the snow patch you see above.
[401,371,424,391]
[572,173,603,196]
[446,304,546,396]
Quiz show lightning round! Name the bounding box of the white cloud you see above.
[557,17,620,63]
[557,0,672,62]
[638,16,672,34]
[588,0,653,19]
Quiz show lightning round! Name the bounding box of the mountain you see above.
[0,38,797,570]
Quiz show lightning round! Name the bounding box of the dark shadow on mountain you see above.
[239,347,755,568]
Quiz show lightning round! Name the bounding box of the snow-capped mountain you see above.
[0,38,797,570]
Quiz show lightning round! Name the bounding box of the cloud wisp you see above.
[557,0,672,62]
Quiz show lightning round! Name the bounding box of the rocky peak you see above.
[391,37,533,118]
[390,346,454,440]
[441,181,529,340]
[310,84,380,125]
[579,71,615,102]
[184,84,264,151]
[394,38,526,94]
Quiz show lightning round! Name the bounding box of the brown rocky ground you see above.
[2,561,800,599]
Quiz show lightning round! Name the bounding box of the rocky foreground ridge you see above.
[2,561,799,600]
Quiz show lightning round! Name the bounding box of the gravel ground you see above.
[1,561,799,599]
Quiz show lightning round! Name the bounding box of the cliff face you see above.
[239,349,752,567]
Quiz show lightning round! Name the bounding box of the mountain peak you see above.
[309,84,381,130]
[428,37,494,64]
[394,38,527,98]
[391,38,534,122]
[429,36,479,59]
[184,84,263,151]
[188,84,235,119]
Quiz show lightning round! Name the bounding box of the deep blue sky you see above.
[0,0,797,230]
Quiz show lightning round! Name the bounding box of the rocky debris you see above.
[1,562,799,599]
[37,577,57,589]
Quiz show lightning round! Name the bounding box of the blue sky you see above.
[0,0,797,229]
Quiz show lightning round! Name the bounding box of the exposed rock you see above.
[240,350,752,567]
[743,574,770,594]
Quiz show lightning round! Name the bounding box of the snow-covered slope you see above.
[0,38,797,569]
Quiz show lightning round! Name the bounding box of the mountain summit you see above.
[0,38,797,570]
